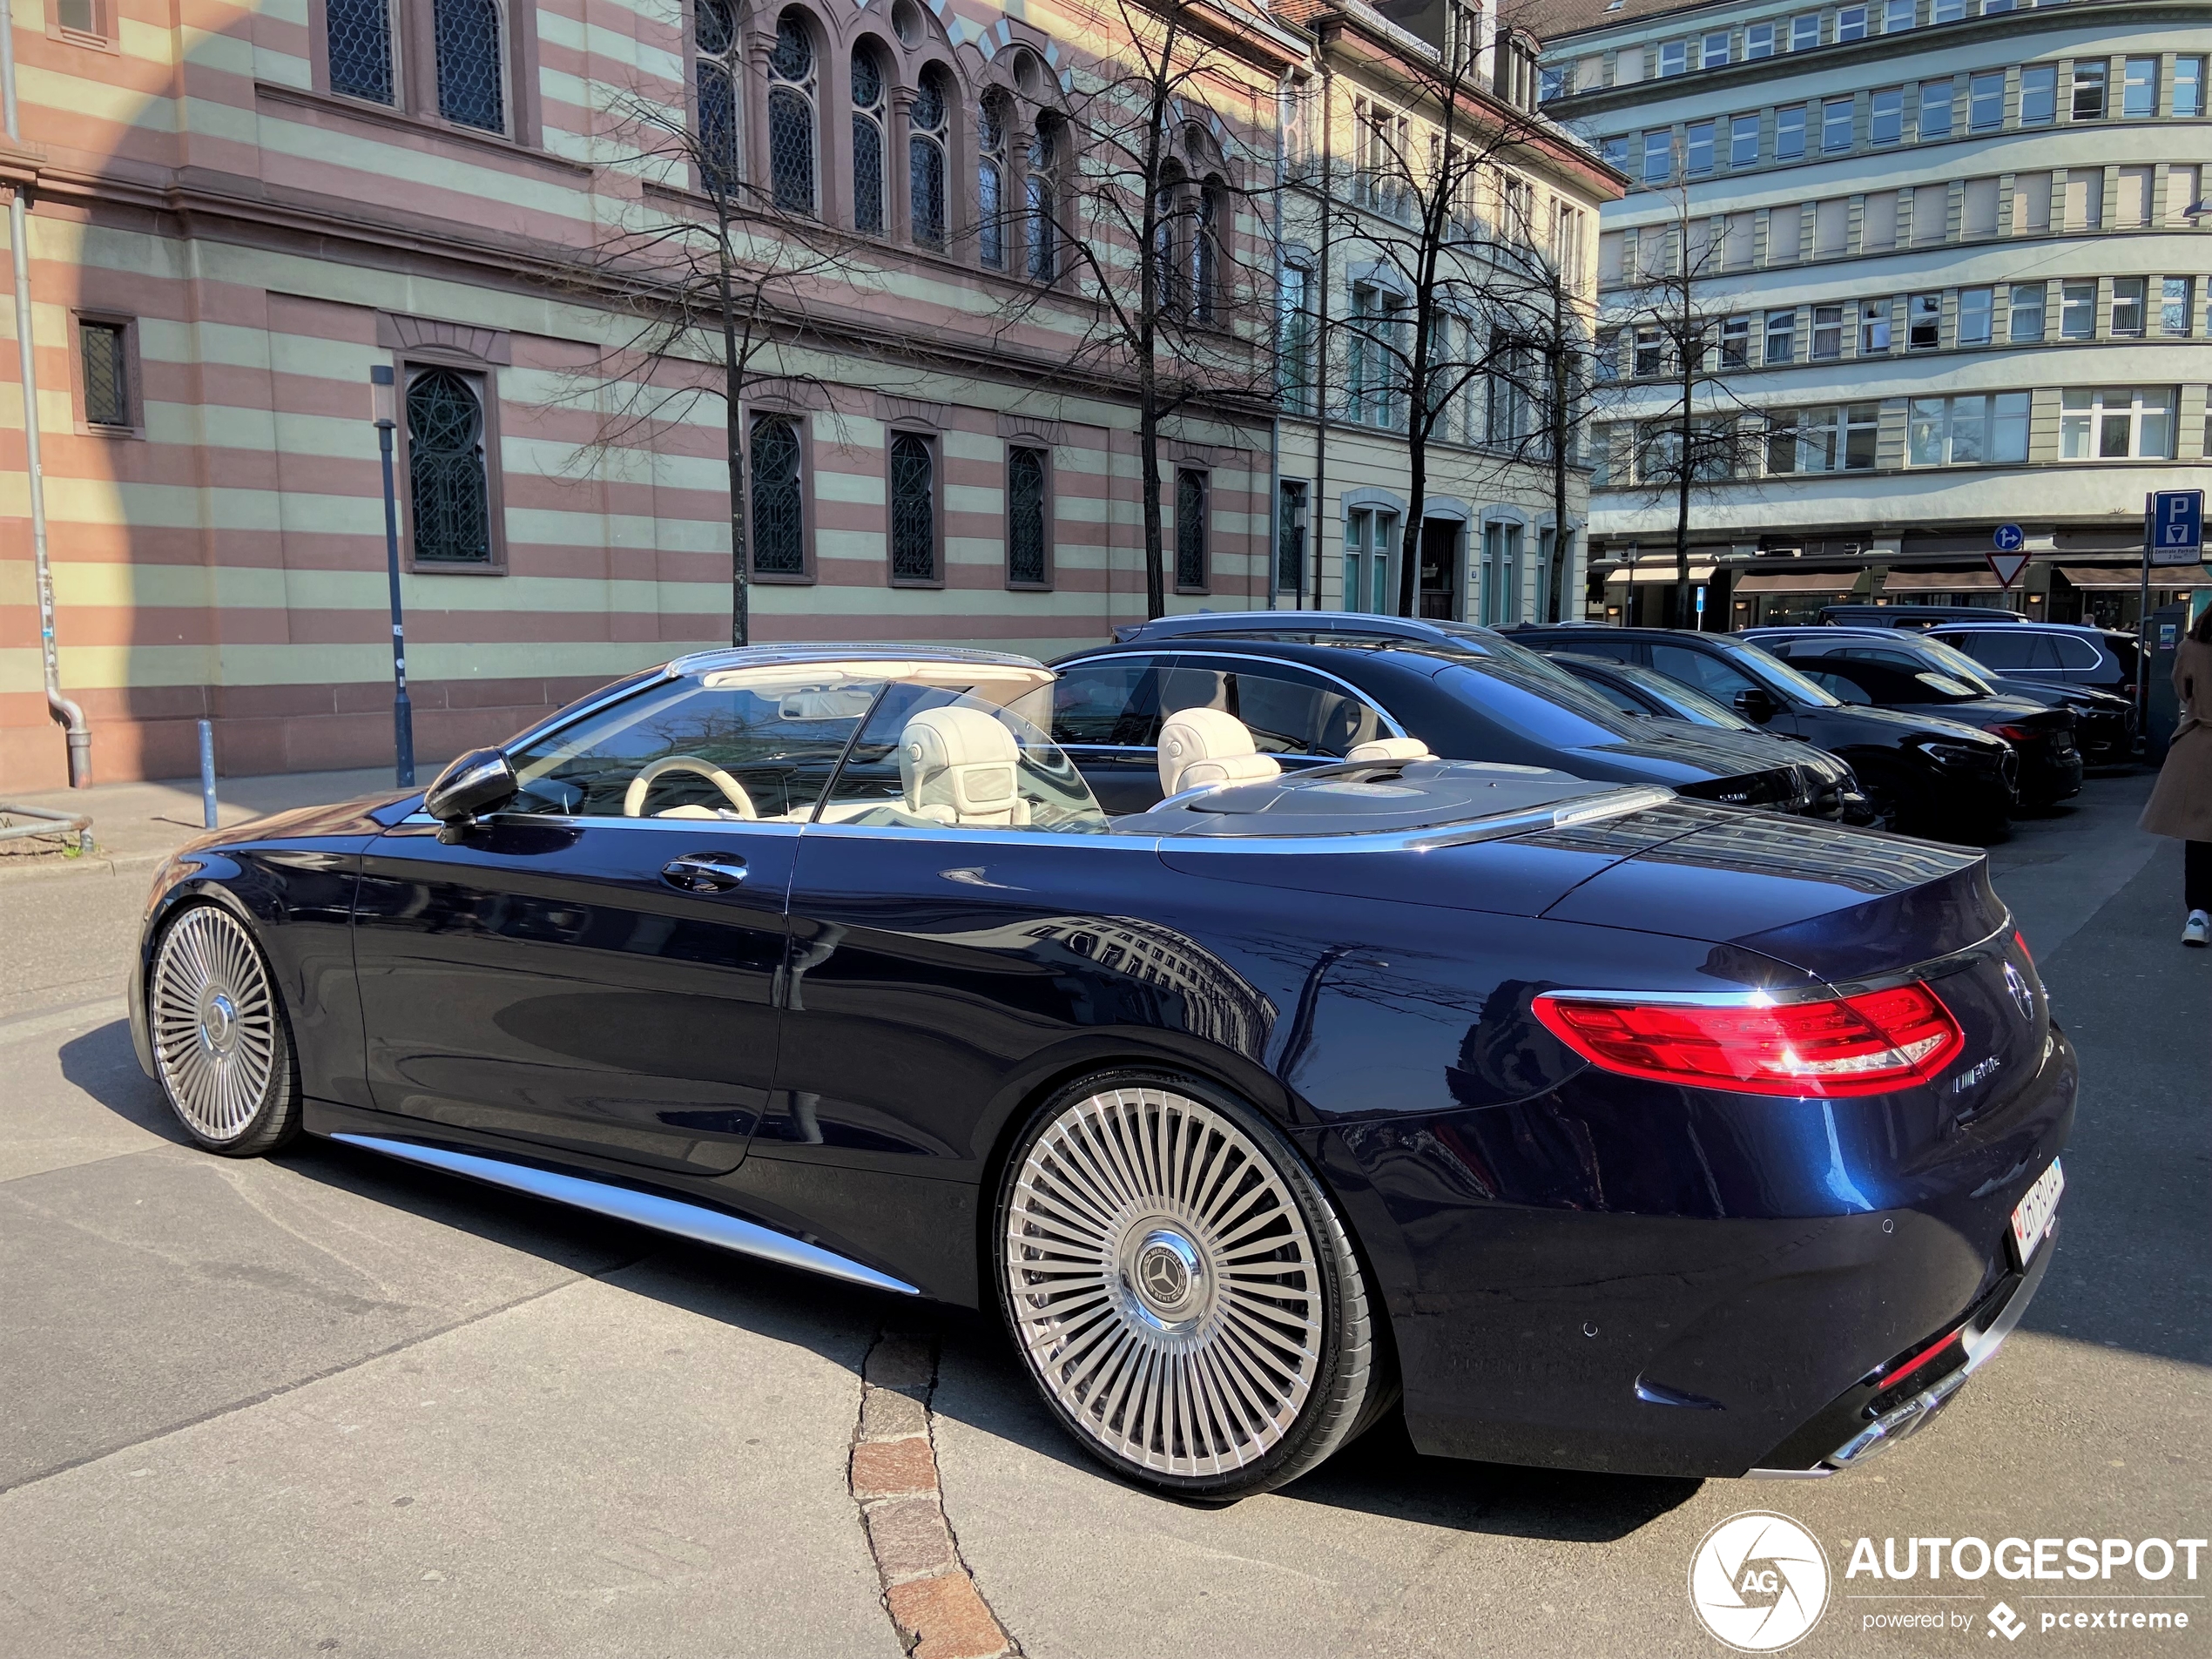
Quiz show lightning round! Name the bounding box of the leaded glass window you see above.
[1193,184,1220,325]
[852,47,886,234]
[978,97,1008,269]
[768,12,816,215]
[1007,447,1047,584]
[434,0,504,133]
[890,433,935,579]
[80,321,129,428]
[1175,469,1206,589]
[751,416,804,574]
[1024,124,1057,280]
[695,0,738,193]
[408,368,492,565]
[327,0,394,104]
[909,69,948,246]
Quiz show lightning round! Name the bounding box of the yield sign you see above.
[1986,551,2030,588]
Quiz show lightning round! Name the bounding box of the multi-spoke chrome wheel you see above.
[151,906,290,1148]
[1001,1082,1372,1493]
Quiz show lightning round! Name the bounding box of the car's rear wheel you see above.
[149,904,301,1157]
[995,1071,1388,1501]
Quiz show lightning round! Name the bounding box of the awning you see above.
[1732,571,1863,595]
[1605,564,1716,584]
[1883,570,2002,591]
[2060,564,2212,590]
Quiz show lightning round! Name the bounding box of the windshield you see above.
[1904,635,2003,692]
[1730,642,1842,706]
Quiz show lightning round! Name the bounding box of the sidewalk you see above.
[1,766,411,880]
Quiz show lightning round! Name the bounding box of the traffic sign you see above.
[2149,489,2204,567]
[1993,524,2025,553]
[1986,551,2029,588]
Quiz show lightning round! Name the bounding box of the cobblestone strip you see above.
[851,1332,1019,1659]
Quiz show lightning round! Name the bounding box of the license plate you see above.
[2009,1158,2064,1266]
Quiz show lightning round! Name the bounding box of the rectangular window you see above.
[1703,30,1731,67]
[1791,13,1820,50]
[1766,308,1797,364]
[1643,130,1673,183]
[1871,87,1904,144]
[2112,277,2147,337]
[1175,469,1208,590]
[1883,0,1915,28]
[53,0,109,40]
[2010,282,2046,341]
[2072,61,2105,120]
[1777,105,1807,159]
[1764,409,1799,475]
[1860,300,1892,354]
[1730,112,1760,165]
[1660,40,1688,76]
[749,415,806,577]
[2060,387,2175,460]
[1602,135,1630,172]
[1932,0,1965,19]
[1635,327,1663,376]
[1722,315,1750,368]
[2020,64,2057,125]
[1909,394,2025,465]
[1686,120,1715,174]
[1959,287,1993,345]
[2060,280,2096,339]
[326,0,395,103]
[1278,264,1314,415]
[1539,65,1568,102]
[1963,175,1999,236]
[1277,481,1306,592]
[2116,165,2153,228]
[889,432,938,582]
[1814,196,1848,255]
[2176,57,2205,118]
[1919,79,1953,138]
[1864,189,1898,249]
[2121,56,2157,117]
[1823,98,1853,152]
[1992,391,2029,462]
[1913,181,1949,244]
[1812,304,1844,360]
[2014,171,2052,233]
[1837,5,1868,40]
[1844,404,1878,471]
[1970,72,2003,130]
[2163,278,2195,338]
[2170,165,2202,226]
[2063,170,2102,230]
[1907,396,1946,465]
[1006,446,1049,586]
[78,320,131,429]
[1908,292,1941,348]
[1746,21,1776,57]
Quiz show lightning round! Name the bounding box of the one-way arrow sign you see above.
[1986,551,2030,588]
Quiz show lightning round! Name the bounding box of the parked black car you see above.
[1053,615,1864,820]
[1744,636,2081,806]
[1928,622,2140,705]
[1501,624,2019,839]
[1817,604,2026,630]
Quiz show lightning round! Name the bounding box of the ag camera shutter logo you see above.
[1689,1512,1831,1651]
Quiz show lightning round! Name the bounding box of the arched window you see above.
[851,44,887,233]
[750,415,805,574]
[1024,119,1057,280]
[909,67,949,246]
[434,0,505,132]
[889,433,936,579]
[408,368,492,565]
[978,94,1008,270]
[693,0,739,192]
[1153,168,1187,316]
[767,12,817,215]
[1193,180,1223,325]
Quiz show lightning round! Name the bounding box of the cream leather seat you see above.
[900,706,1029,826]
[1157,707,1284,797]
[1345,737,1432,763]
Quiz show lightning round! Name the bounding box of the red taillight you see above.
[2013,928,2033,968]
[1532,983,1965,1098]
[1983,723,2036,743]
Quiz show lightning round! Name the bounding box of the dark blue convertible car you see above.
[131,645,2073,1499]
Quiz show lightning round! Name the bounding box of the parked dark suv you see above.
[1817,604,2025,630]
[1928,622,2139,705]
[1501,624,2018,839]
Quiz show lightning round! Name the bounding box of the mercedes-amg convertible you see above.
[130,645,2073,1498]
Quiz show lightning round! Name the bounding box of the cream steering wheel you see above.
[622,754,758,819]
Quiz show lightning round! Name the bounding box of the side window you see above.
[2047,634,2101,669]
[504,671,881,822]
[1223,670,1387,757]
[1803,669,1874,705]
[1575,672,1652,717]
[1951,630,2035,669]
[1050,660,1164,747]
[819,685,1108,833]
[1547,634,1639,665]
[1649,644,1758,698]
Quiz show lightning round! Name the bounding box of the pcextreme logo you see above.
[1689,1511,1831,1652]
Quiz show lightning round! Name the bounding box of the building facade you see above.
[1536,0,2212,628]
[0,0,1607,790]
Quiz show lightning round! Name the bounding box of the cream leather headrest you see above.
[1158,706,1284,797]
[1345,737,1431,763]
[900,706,1025,825]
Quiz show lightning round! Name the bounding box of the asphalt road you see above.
[0,771,2203,1659]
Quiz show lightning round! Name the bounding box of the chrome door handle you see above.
[661,853,749,893]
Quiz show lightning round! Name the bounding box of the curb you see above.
[0,848,170,887]
[850,1332,1020,1659]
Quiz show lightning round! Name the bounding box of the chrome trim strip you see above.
[1745,1466,1838,1480]
[330,1134,921,1296]
[1959,1214,2056,1377]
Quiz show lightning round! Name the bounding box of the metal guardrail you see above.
[0,803,94,854]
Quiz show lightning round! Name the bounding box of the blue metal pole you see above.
[197,718,217,829]
[374,375,415,789]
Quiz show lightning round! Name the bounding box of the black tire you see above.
[993,1068,1392,1501]
[146,903,303,1157]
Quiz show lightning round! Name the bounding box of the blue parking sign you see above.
[2149,490,2204,566]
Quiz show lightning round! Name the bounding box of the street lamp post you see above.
[370,366,415,788]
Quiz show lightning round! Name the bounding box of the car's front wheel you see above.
[995,1072,1389,1501]
[148,903,301,1157]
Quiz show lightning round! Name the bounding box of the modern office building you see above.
[1534,0,2212,627]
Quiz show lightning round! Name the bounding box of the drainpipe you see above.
[1310,57,1334,611]
[0,5,88,786]
[1266,71,1288,611]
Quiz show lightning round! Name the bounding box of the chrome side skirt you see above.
[330,1133,921,1297]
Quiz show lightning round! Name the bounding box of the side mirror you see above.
[423,747,517,841]
[1733,686,1778,724]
